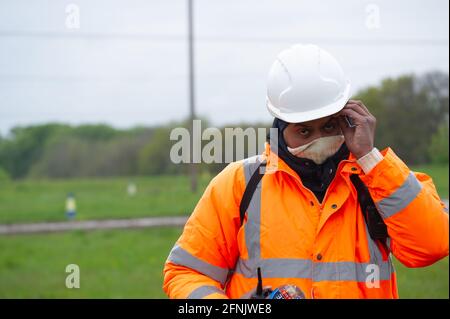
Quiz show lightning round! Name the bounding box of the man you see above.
[163,44,449,299]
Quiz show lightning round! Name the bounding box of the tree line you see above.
[0,72,448,180]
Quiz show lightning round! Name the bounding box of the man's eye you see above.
[299,129,309,135]
[324,124,335,130]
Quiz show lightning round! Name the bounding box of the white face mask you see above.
[287,135,345,164]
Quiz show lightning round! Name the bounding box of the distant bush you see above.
[0,72,448,179]
[0,166,10,182]
[355,71,448,165]
[428,121,449,164]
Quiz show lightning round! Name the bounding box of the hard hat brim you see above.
[266,82,351,124]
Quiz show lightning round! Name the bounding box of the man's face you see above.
[283,115,342,148]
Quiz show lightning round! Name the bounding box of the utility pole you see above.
[187,0,198,192]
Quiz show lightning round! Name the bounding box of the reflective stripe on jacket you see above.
[163,144,449,299]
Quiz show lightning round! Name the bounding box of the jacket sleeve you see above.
[162,161,244,299]
[359,147,449,267]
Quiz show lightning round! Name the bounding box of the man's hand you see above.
[333,100,376,159]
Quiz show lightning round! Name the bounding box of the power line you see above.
[0,74,274,84]
[0,30,448,46]
[0,74,179,83]
[0,30,184,41]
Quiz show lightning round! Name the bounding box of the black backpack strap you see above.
[350,174,388,242]
[239,161,267,226]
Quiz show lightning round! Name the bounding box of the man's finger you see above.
[338,108,366,124]
[357,102,371,115]
[342,103,368,116]
[346,100,371,115]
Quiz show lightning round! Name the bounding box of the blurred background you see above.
[0,0,448,298]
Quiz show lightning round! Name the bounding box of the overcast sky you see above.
[0,0,448,134]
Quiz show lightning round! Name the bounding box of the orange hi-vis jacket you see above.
[163,144,449,299]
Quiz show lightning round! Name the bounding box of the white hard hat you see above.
[266,44,351,123]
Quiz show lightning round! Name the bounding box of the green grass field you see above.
[0,228,182,298]
[0,165,447,224]
[0,165,448,298]
[0,228,447,298]
[0,175,211,224]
